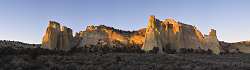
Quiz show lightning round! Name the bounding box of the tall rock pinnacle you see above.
[42,21,74,51]
[204,29,221,54]
[59,26,74,51]
[42,21,61,50]
[142,15,164,53]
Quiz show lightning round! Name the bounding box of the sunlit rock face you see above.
[161,18,181,50]
[142,16,222,54]
[142,16,205,52]
[142,16,164,53]
[130,28,146,46]
[42,21,61,50]
[76,25,145,48]
[78,26,110,47]
[42,21,73,51]
[177,23,205,50]
[41,16,223,54]
[204,29,221,54]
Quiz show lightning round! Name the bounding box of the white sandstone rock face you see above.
[142,16,164,53]
[59,26,74,51]
[161,18,181,50]
[204,29,221,54]
[41,16,222,54]
[76,25,145,48]
[42,21,74,51]
[177,24,205,50]
[42,21,61,50]
[142,16,221,54]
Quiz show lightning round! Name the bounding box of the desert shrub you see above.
[178,48,194,53]
[68,44,145,54]
[130,46,145,53]
[194,49,207,54]
[149,47,159,53]
[163,48,176,54]
[206,49,213,54]
[64,63,80,70]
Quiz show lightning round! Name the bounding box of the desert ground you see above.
[0,48,250,70]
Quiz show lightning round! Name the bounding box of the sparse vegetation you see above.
[1,40,250,70]
[0,46,250,70]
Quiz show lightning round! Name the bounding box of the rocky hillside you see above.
[0,40,40,49]
[220,41,250,53]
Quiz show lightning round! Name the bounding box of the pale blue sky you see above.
[0,0,250,44]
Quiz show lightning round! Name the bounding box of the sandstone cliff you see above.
[41,16,223,54]
[162,18,181,50]
[204,29,221,54]
[142,16,221,54]
[42,21,61,50]
[42,21,73,51]
[76,25,145,48]
[142,16,164,53]
[59,26,74,51]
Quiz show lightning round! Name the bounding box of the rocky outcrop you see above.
[231,41,250,53]
[78,26,110,47]
[41,16,224,54]
[177,23,205,50]
[142,16,222,54]
[220,41,250,53]
[204,29,221,54]
[162,18,181,50]
[76,25,145,48]
[42,21,61,50]
[59,26,74,51]
[142,16,164,53]
[42,21,73,51]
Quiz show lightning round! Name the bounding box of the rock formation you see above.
[177,23,206,50]
[142,16,221,54]
[142,16,164,53]
[220,41,250,53]
[59,26,74,51]
[204,29,221,54]
[40,16,225,54]
[162,18,181,50]
[76,25,145,48]
[42,21,73,51]
[42,21,61,50]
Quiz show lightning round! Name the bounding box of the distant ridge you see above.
[0,40,40,49]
